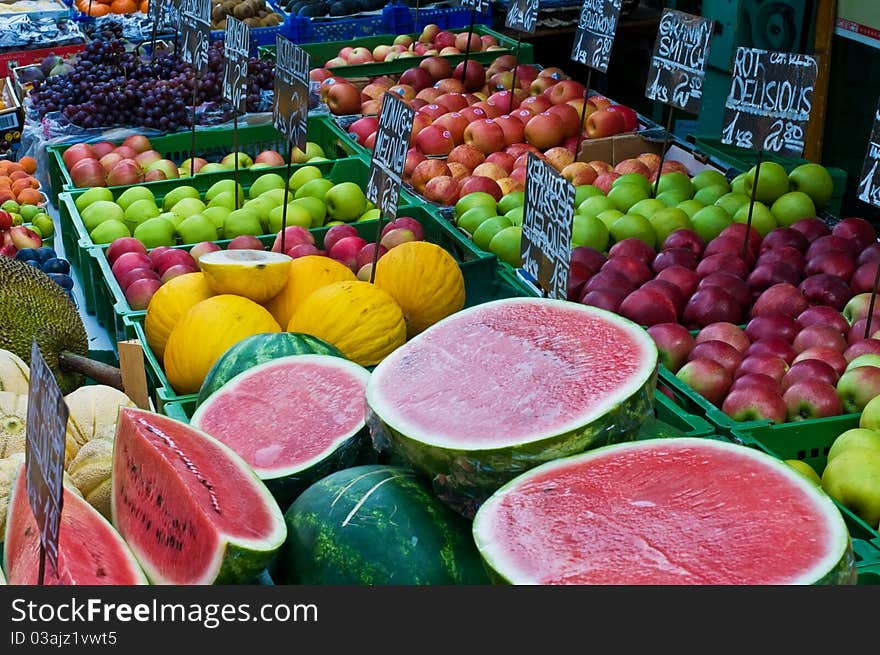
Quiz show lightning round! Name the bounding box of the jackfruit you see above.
[0,257,88,394]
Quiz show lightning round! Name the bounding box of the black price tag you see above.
[366,94,415,222]
[179,0,211,74]
[571,0,621,73]
[460,0,488,13]
[721,47,818,157]
[25,339,68,577]
[223,18,251,115]
[505,0,538,34]
[645,9,713,114]
[273,35,310,151]
[858,99,880,207]
[521,154,576,300]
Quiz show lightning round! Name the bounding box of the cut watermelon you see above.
[4,462,148,585]
[365,298,658,510]
[279,465,489,585]
[112,408,287,585]
[191,354,371,507]
[473,438,857,585]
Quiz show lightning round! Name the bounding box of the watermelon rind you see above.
[111,408,287,585]
[365,298,658,512]
[196,332,346,406]
[191,354,372,509]
[472,438,857,586]
[279,465,490,585]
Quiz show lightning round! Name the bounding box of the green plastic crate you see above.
[652,390,716,439]
[257,24,534,77]
[46,115,360,205]
[729,413,880,545]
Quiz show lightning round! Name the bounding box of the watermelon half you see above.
[4,462,148,585]
[191,354,372,507]
[112,408,287,585]
[365,298,658,511]
[473,438,857,585]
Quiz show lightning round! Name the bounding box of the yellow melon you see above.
[288,281,406,366]
[145,272,215,361]
[373,241,465,337]
[63,385,135,466]
[67,438,113,520]
[198,249,292,303]
[164,295,281,394]
[264,255,356,328]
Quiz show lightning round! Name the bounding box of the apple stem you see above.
[59,351,124,391]
[865,261,880,338]
[280,140,295,255]
[744,149,763,262]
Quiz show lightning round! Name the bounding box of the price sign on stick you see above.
[223,18,250,114]
[366,93,415,223]
[460,0,488,13]
[273,35,310,152]
[571,0,622,73]
[857,99,880,208]
[645,9,713,114]
[521,154,576,300]
[505,0,538,34]
[179,0,211,73]
[721,48,818,157]
[25,339,69,582]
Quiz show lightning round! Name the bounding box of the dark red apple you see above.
[858,243,880,266]
[682,287,744,328]
[832,217,877,252]
[652,248,698,273]
[601,256,653,287]
[844,338,880,362]
[687,340,744,375]
[730,373,782,396]
[755,246,805,274]
[721,387,787,423]
[745,338,797,364]
[849,261,880,294]
[848,317,880,345]
[697,273,752,309]
[703,235,757,265]
[803,250,856,281]
[744,312,801,344]
[791,217,831,242]
[747,261,801,294]
[584,269,637,295]
[567,260,593,301]
[719,223,762,253]
[783,380,843,420]
[695,322,750,353]
[608,238,656,265]
[798,274,853,310]
[579,288,626,312]
[662,229,705,256]
[695,253,750,280]
[647,323,695,373]
[795,305,850,334]
[640,279,685,314]
[759,227,809,253]
[751,283,808,319]
[656,266,700,299]
[570,246,607,275]
[618,288,678,326]
[782,359,840,391]
[792,346,848,377]
[806,234,858,260]
[734,354,789,383]
[791,324,847,355]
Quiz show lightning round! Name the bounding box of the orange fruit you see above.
[11,180,32,196]
[18,157,36,175]
[0,189,16,204]
[110,0,136,13]
[0,176,12,188]
[16,188,42,206]
[9,170,30,182]
[89,2,111,15]
[4,162,22,174]
[139,0,148,11]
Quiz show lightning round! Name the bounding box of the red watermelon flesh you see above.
[473,438,854,585]
[190,355,370,477]
[4,464,148,585]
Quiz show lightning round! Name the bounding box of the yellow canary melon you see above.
[288,281,406,366]
[164,295,282,393]
[66,438,113,520]
[145,272,215,361]
[63,385,136,466]
[0,349,29,394]
[198,249,292,303]
[264,255,356,328]
[373,241,466,337]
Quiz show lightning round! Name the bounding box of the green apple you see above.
[732,201,777,237]
[837,366,880,413]
[504,206,524,226]
[171,197,208,219]
[596,209,624,231]
[783,460,822,486]
[205,180,244,204]
[676,199,705,220]
[744,161,790,204]
[221,152,254,169]
[292,196,327,228]
[691,169,729,191]
[628,198,665,219]
[473,216,513,251]
[202,206,230,237]
[610,213,655,248]
[489,225,523,267]
[497,191,525,214]
[655,172,694,199]
[294,178,334,202]
[198,162,229,174]
[133,216,176,248]
[789,163,834,208]
[577,194,616,217]
[81,200,124,232]
[32,214,54,238]
[289,165,324,192]
[861,395,880,431]
[821,448,880,528]
[116,186,155,212]
[75,186,114,213]
[259,188,290,208]
[208,191,238,211]
[267,203,313,233]
[715,192,751,218]
[249,173,287,199]
[845,354,880,372]
[162,185,201,212]
[828,428,880,462]
[305,142,325,159]
[458,207,496,235]
[655,190,690,207]
[571,213,609,251]
[177,214,219,244]
[574,185,604,206]
[607,183,649,212]
[156,211,183,229]
[123,198,161,232]
[243,197,275,231]
[357,208,381,223]
[454,191,496,220]
[649,207,692,245]
[693,184,729,206]
[324,182,367,222]
[2,200,20,214]
[691,205,733,242]
[731,173,748,195]
[223,208,262,239]
[89,219,130,244]
[770,191,816,227]
[612,173,652,195]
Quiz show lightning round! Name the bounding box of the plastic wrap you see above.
[0,16,84,50]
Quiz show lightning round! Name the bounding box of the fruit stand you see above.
[1,0,880,592]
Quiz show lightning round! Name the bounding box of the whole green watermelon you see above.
[279,465,490,585]
[197,332,345,405]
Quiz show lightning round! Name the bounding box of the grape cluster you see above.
[31,39,274,132]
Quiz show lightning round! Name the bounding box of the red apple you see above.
[117,266,160,292]
[806,234,858,260]
[399,67,434,92]
[735,354,789,383]
[656,265,700,298]
[792,324,848,355]
[745,338,797,364]
[453,60,486,92]
[730,373,782,396]
[695,322,751,353]
[783,380,842,420]
[618,288,678,326]
[792,347,848,377]
[327,81,363,115]
[62,142,96,169]
[662,229,705,256]
[647,323,695,372]
[782,359,840,391]
[423,176,460,205]
[832,217,877,252]
[458,175,503,202]
[585,108,626,138]
[415,124,455,156]
[463,119,507,155]
[746,261,801,293]
[411,159,452,194]
[579,288,627,312]
[688,340,744,376]
[721,387,787,423]
[695,253,750,280]
[675,358,733,406]
[844,338,880,362]
[804,250,856,281]
[698,272,752,308]
[584,269,638,296]
[682,286,744,328]
[798,274,853,310]
[524,112,565,150]
[755,246,805,274]
[124,277,162,310]
[601,255,653,287]
[751,283,809,319]
[791,217,832,242]
[760,227,809,253]
[849,261,880,294]
[106,237,148,264]
[69,158,106,188]
[652,248,698,273]
[719,223,763,253]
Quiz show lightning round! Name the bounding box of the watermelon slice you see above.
[365,298,658,510]
[112,408,287,585]
[4,462,148,585]
[191,355,371,507]
[473,438,857,585]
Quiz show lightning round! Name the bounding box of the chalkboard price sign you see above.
[858,99,880,208]
[25,339,69,578]
[505,0,538,34]
[521,153,576,300]
[366,94,415,222]
[645,9,713,114]
[571,0,622,73]
[721,47,818,157]
[460,0,488,13]
[273,35,310,151]
[223,18,251,115]
[179,0,211,74]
